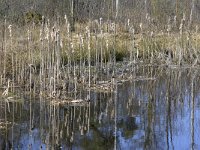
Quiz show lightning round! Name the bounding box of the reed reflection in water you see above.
[0,66,200,150]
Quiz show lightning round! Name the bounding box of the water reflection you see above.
[1,66,200,149]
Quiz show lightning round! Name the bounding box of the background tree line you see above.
[0,0,200,30]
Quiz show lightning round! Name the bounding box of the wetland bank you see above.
[1,0,200,149]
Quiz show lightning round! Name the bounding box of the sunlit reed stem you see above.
[87,27,91,90]
[27,29,31,62]
[79,34,84,76]
[100,29,103,71]
[178,15,185,65]
[39,28,44,91]
[68,24,72,80]
[56,29,61,86]
[113,22,116,75]
[140,23,144,59]
[130,27,135,71]
[8,25,14,92]
[189,0,195,29]
[106,38,110,77]
[3,18,7,83]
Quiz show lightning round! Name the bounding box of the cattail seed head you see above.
[99,18,103,26]
[196,25,198,33]
[27,29,30,41]
[40,29,43,41]
[45,25,49,40]
[8,25,12,37]
[139,23,143,31]
[127,19,130,27]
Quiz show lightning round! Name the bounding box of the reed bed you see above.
[0,15,200,101]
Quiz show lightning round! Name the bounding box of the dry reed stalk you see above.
[87,27,91,102]
[100,29,103,71]
[56,29,61,86]
[3,19,7,84]
[8,25,15,92]
[79,34,84,76]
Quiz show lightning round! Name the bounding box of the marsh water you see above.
[1,66,200,150]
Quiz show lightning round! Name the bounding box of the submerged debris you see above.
[50,98,90,106]
[0,121,12,129]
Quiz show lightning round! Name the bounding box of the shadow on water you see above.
[1,66,200,150]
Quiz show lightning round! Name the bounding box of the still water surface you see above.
[0,66,200,150]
